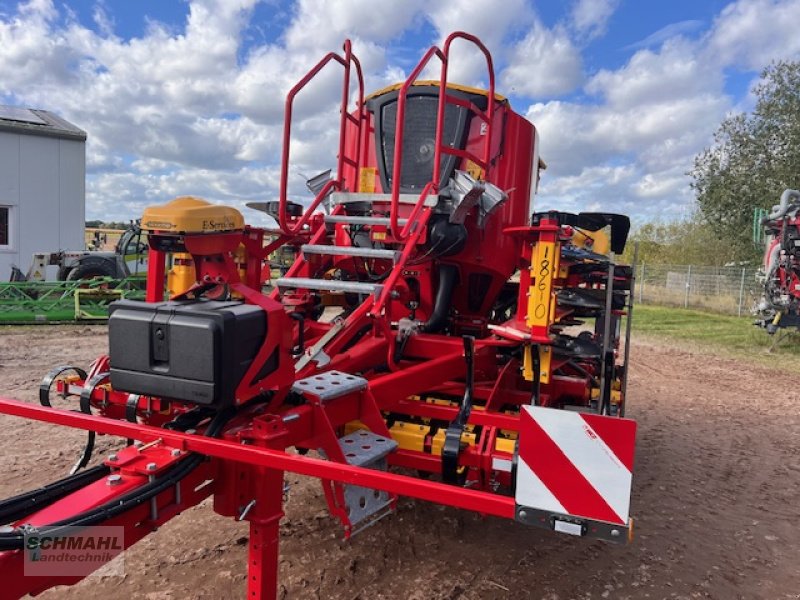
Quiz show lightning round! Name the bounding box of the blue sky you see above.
[1,0,799,225]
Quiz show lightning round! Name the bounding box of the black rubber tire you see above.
[66,257,118,281]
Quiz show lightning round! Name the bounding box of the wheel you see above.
[66,257,118,281]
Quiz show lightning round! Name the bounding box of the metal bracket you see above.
[294,317,346,372]
[515,505,631,544]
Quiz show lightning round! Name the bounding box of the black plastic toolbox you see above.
[108,299,266,406]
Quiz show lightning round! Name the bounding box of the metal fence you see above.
[636,264,763,316]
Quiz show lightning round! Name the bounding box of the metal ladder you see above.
[273,207,431,315]
[272,32,497,334]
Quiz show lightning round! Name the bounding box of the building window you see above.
[0,206,9,247]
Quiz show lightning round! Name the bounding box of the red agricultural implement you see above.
[0,32,637,599]
[755,189,800,333]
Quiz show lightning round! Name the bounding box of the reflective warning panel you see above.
[515,405,636,527]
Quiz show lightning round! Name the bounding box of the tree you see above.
[623,216,731,266]
[691,61,800,263]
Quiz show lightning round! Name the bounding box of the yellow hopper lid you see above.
[141,196,244,234]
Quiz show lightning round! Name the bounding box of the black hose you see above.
[421,264,459,333]
[0,465,110,526]
[0,406,235,550]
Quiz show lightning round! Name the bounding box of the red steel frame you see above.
[0,32,634,600]
[0,396,516,599]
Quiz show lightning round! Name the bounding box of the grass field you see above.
[633,304,800,366]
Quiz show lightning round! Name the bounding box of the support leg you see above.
[247,469,284,600]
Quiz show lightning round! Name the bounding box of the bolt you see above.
[610,529,620,537]
[146,462,158,472]
[108,453,118,462]
[171,449,181,457]
[107,474,123,486]
[518,510,528,520]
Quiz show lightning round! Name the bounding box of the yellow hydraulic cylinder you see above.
[167,253,195,298]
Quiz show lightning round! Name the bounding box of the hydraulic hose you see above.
[0,465,110,526]
[421,263,459,333]
[0,406,235,551]
[765,189,800,222]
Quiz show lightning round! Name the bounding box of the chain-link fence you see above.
[636,264,763,316]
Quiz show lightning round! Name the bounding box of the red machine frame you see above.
[0,32,636,600]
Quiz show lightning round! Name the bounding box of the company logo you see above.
[144,220,175,230]
[23,526,125,577]
[202,217,237,231]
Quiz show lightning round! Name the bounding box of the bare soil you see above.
[0,325,798,600]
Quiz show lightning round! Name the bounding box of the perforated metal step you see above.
[337,429,398,531]
[291,370,368,401]
[301,244,399,262]
[323,215,407,226]
[330,191,439,208]
[274,277,383,296]
[338,429,397,466]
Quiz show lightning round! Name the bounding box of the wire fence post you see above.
[684,265,692,308]
[639,263,645,304]
[737,267,746,317]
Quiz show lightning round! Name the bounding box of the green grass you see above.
[632,304,800,367]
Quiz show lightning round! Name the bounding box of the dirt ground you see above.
[0,325,798,600]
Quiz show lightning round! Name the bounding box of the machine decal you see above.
[516,406,636,525]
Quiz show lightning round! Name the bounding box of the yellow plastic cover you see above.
[141,196,244,234]
[364,80,507,102]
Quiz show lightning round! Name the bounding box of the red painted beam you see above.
[0,398,516,520]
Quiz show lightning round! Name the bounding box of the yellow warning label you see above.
[526,240,558,329]
[359,167,377,193]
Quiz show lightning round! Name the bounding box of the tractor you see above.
[10,224,148,283]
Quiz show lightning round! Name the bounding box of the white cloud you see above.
[0,0,418,221]
[524,0,800,220]
[706,0,800,70]
[586,38,723,110]
[527,35,730,219]
[623,20,704,51]
[501,21,584,98]
[2,0,800,226]
[285,0,426,51]
[415,0,533,87]
[570,0,619,40]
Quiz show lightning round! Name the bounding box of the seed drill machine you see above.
[0,33,637,599]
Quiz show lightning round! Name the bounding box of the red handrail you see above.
[389,31,496,241]
[278,40,365,235]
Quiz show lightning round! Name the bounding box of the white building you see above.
[0,105,86,280]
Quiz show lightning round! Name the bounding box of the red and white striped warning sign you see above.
[515,406,636,525]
